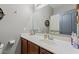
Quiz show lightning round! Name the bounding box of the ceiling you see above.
[49,4,64,8]
[35,4,64,9]
[33,4,65,11]
[34,4,48,10]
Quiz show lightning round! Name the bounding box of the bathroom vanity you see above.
[20,5,79,54]
[21,33,79,54]
[21,36,53,54]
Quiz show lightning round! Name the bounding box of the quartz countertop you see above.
[21,33,79,54]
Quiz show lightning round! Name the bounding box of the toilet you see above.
[0,43,4,54]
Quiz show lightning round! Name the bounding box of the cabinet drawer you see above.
[21,37,28,54]
[40,47,53,54]
[21,37,54,54]
[28,41,40,54]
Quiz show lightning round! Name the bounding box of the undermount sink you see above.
[31,33,53,41]
[30,34,63,49]
[31,34,44,40]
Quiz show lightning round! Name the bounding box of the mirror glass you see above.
[49,9,77,36]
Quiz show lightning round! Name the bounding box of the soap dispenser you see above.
[71,32,77,45]
[71,32,74,45]
[71,32,79,49]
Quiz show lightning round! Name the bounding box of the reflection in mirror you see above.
[49,9,77,36]
[49,14,60,35]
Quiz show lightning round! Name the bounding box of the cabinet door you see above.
[28,41,39,54]
[21,37,28,54]
[40,47,53,54]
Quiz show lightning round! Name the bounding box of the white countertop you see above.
[21,33,79,54]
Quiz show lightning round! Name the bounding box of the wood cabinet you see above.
[28,41,39,54]
[40,47,53,54]
[21,37,28,54]
[21,37,53,54]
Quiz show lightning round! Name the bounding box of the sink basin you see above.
[31,33,53,40]
[31,34,44,40]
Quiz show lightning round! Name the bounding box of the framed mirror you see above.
[0,8,4,20]
[49,9,77,36]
